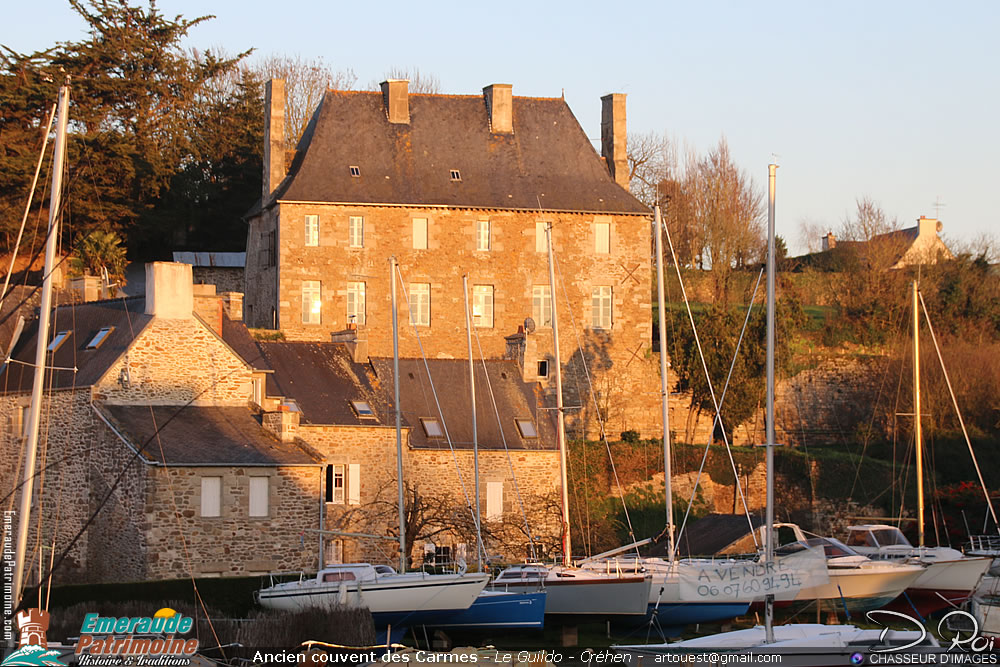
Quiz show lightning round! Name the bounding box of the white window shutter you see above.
[249,477,269,517]
[486,481,503,521]
[348,464,361,505]
[201,477,221,517]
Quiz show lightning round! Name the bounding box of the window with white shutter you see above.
[201,477,221,517]
[249,477,269,517]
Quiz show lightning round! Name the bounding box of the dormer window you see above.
[48,330,71,352]
[86,327,114,349]
[351,401,376,420]
[420,418,444,438]
[450,170,461,182]
[349,166,361,177]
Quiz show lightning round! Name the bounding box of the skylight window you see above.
[47,330,71,352]
[515,419,538,439]
[420,418,444,438]
[349,166,361,177]
[351,400,376,419]
[450,170,461,181]
[87,327,114,349]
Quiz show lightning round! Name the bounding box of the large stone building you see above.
[0,263,559,585]
[244,80,668,438]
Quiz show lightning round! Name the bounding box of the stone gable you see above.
[94,317,253,406]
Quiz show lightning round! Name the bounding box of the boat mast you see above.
[653,205,675,560]
[12,85,69,613]
[764,163,777,644]
[463,274,484,571]
[545,222,571,566]
[912,280,924,548]
[390,256,407,572]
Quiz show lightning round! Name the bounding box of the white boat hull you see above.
[779,565,924,610]
[257,571,490,616]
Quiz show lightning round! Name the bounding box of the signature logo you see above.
[866,609,997,654]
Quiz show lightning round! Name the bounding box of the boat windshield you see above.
[776,537,862,559]
[871,528,912,547]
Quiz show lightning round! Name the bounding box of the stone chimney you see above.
[601,93,629,191]
[822,232,837,251]
[483,84,513,134]
[263,405,299,442]
[263,79,286,199]
[917,215,942,237]
[380,80,409,124]
[145,262,193,319]
[222,292,243,321]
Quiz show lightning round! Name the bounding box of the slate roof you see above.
[256,90,649,216]
[255,341,388,427]
[369,357,557,451]
[221,314,271,371]
[0,297,151,393]
[98,404,320,466]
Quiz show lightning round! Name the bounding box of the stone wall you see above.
[143,465,322,579]
[88,413,148,582]
[193,267,244,294]
[243,202,660,441]
[0,389,96,585]
[94,318,253,406]
[300,424,561,565]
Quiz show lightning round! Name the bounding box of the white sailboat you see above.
[492,222,652,617]
[576,205,752,632]
[256,257,489,625]
[615,164,922,653]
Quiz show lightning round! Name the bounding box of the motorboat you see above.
[846,524,991,614]
[769,524,924,612]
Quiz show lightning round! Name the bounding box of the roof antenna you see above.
[932,196,946,219]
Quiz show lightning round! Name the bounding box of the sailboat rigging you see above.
[255,257,490,624]
[11,84,70,617]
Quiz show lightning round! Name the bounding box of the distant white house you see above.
[821,216,953,269]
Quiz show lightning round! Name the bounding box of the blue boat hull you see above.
[427,591,547,630]
[619,601,750,637]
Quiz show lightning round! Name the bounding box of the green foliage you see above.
[0,0,252,256]
[667,296,807,441]
[620,430,640,444]
[68,228,127,283]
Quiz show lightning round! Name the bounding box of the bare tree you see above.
[689,138,764,303]
[253,55,358,152]
[798,217,830,254]
[627,131,675,208]
[368,67,441,94]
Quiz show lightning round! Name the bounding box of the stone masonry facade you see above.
[94,318,253,406]
[300,424,561,566]
[244,203,672,438]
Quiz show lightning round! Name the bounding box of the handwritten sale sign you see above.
[678,546,829,601]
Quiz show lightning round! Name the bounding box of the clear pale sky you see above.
[5,0,998,254]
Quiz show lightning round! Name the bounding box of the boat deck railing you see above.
[969,535,1000,553]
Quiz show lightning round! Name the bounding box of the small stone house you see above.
[0,262,560,585]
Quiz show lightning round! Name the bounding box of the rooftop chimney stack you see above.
[263,79,286,199]
[145,262,193,319]
[380,80,410,124]
[483,84,513,134]
[601,93,629,191]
